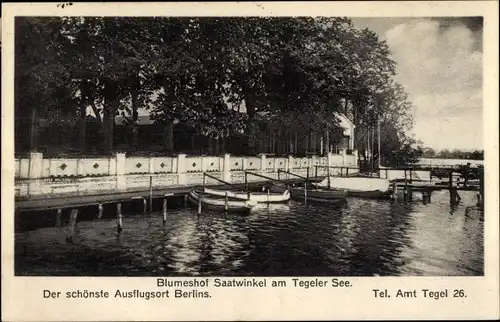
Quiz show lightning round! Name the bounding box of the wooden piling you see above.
[267,188,270,205]
[476,192,482,207]
[304,182,308,204]
[224,191,228,212]
[56,208,62,227]
[340,167,343,177]
[149,176,153,212]
[404,169,408,188]
[346,167,349,177]
[143,198,147,214]
[97,203,103,219]
[66,209,78,243]
[407,185,413,202]
[449,187,461,206]
[197,197,202,215]
[162,197,167,224]
[117,203,123,234]
[422,190,429,204]
[184,194,188,208]
[391,182,397,200]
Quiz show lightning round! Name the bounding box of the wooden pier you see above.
[15,177,307,212]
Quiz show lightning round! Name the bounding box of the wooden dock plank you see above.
[15,178,305,212]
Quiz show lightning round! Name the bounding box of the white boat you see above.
[187,189,258,214]
[313,177,391,199]
[269,182,347,206]
[202,187,290,204]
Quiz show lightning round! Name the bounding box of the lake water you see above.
[14,190,483,276]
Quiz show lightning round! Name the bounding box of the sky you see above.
[352,17,483,151]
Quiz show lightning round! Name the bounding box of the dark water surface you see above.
[15,191,484,276]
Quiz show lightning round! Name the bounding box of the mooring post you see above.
[450,188,458,206]
[403,169,408,201]
[224,191,228,212]
[197,197,202,215]
[244,172,248,191]
[116,203,123,234]
[306,167,310,186]
[391,182,397,200]
[315,165,318,178]
[422,190,429,205]
[203,172,206,188]
[162,197,167,225]
[277,169,281,181]
[408,169,413,200]
[385,169,388,180]
[346,167,349,177]
[98,203,103,219]
[184,194,188,208]
[267,188,270,205]
[66,209,78,243]
[304,182,308,204]
[143,198,147,214]
[476,192,482,207]
[149,176,153,213]
[340,167,343,177]
[56,208,62,227]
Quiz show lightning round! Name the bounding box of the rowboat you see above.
[313,177,391,199]
[187,189,258,214]
[269,182,347,206]
[202,187,290,204]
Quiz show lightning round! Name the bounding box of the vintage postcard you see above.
[2,1,499,321]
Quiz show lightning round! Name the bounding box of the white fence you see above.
[15,151,358,179]
[14,150,358,197]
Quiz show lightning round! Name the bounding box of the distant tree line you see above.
[15,17,420,166]
[421,148,484,160]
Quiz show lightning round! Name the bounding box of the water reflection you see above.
[15,190,483,276]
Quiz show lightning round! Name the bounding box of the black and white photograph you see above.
[10,12,487,278]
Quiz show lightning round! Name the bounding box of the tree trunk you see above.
[78,102,87,152]
[102,105,116,153]
[163,121,174,151]
[245,93,257,153]
[294,133,298,154]
[221,137,226,154]
[207,136,213,155]
[30,107,38,152]
[102,85,118,153]
[191,134,196,153]
[130,88,139,149]
[215,137,220,155]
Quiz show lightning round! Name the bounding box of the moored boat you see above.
[313,177,391,199]
[270,182,347,205]
[202,187,290,204]
[187,189,258,214]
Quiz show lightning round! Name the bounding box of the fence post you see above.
[28,152,44,179]
[176,153,187,185]
[287,155,293,172]
[223,154,231,183]
[115,152,127,190]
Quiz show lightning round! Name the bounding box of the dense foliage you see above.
[15,16,422,165]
